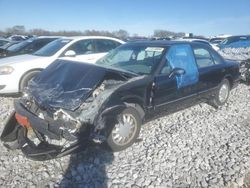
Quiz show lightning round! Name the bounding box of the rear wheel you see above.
[210,79,230,108]
[20,71,41,92]
[106,107,141,151]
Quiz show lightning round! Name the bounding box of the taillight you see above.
[15,113,31,128]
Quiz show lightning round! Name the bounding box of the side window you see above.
[95,39,121,53]
[67,40,94,55]
[210,51,223,64]
[193,48,214,68]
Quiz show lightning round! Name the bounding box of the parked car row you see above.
[174,35,250,51]
[218,35,250,49]
[0,36,59,58]
[0,35,33,49]
[1,39,249,160]
[209,35,250,49]
[0,37,11,48]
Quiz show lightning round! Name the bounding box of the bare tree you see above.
[154,29,185,38]
[6,25,26,35]
[112,29,129,40]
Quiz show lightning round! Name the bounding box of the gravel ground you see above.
[0,84,249,188]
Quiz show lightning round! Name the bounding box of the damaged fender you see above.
[91,100,145,144]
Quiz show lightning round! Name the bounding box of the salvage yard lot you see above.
[0,84,249,187]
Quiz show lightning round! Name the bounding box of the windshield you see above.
[33,38,72,57]
[7,40,31,52]
[96,45,165,75]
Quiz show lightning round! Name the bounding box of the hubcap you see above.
[111,114,137,146]
[219,83,229,103]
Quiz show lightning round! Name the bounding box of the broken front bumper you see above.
[1,101,90,161]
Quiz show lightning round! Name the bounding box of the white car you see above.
[0,36,124,94]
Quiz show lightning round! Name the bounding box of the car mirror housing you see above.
[64,50,76,57]
[169,68,185,78]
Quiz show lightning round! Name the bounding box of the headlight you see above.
[0,66,14,75]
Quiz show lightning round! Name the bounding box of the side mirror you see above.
[64,50,76,57]
[169,68,185,78]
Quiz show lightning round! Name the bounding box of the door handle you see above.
[221,69,226,73]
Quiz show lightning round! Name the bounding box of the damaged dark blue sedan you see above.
[1,41,242,160]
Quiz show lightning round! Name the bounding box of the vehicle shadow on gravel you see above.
[58,145,114,188]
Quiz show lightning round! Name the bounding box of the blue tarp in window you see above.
[166,44,199,88]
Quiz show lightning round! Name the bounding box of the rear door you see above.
[192,44,226,97]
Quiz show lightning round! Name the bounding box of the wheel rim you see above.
[111,113,137,146]
[219,83,229,103]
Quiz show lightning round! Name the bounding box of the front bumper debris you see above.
[1,102,90,161]
[240,59,250,85]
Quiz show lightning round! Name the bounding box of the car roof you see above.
[226,35,250,39]
[36,36,61,39]
[125,40,208,47]
[175,38,209,43]
[59,36,124,41]
[19,37,59,43]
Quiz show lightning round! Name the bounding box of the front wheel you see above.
[20,70,41,92]
[106,107,141,151]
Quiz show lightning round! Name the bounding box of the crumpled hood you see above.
[27,59,133,111]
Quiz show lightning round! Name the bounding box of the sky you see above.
[0,0,250,37]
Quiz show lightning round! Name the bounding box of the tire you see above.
[106,107,142,151]
[210,79,230,108]
[20,71,41,92]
